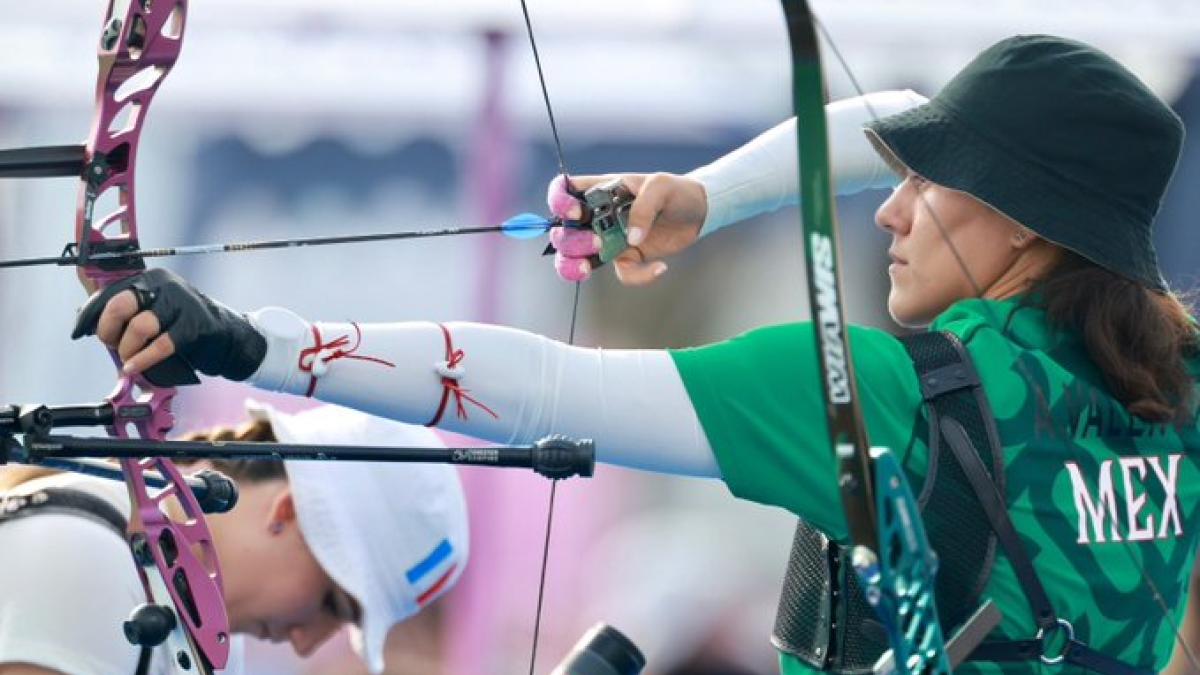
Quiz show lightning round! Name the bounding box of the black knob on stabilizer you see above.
[16,405,54,438]
[532,435,596,480]
[123,603,177,647]
[551,623,645,675]
[194,469,239,514]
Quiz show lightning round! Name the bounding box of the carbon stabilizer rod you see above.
[0,145,86,178]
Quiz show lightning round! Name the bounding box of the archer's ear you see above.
[1012,226,1038,250]
[266,488,298,526]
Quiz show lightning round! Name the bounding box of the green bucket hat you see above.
[865,34,1185,291]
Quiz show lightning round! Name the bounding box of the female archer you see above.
[0,402,468,675]
[74,35,1199,673]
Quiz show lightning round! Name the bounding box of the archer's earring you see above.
[269,521,284,536]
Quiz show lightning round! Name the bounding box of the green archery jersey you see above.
[669,297,1200,674]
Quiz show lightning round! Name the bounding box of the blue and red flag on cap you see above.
[407,538,457,606]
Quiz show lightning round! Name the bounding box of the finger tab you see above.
[555,254,591,282]
[557,228,601,256]
[548,183,583,220]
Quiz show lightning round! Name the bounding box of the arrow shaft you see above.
[0,222,560,270]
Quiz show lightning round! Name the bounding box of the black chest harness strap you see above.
[771,330,1152,674]
[0,487,154,675]
[914,332,1150,675]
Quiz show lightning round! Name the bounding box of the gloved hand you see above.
[72,268,267,386]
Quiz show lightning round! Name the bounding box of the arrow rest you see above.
[68,237,145,274]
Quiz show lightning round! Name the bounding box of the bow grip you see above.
[142,356,202,388]
[74,274,202,387]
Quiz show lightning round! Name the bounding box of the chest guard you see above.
[771,331,1004,673]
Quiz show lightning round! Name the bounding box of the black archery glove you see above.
[72,268,268,387]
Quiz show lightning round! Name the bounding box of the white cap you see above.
[245,400,469,674]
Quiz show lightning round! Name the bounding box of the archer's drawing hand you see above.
[546,173,707,286]
[72,268,267,386]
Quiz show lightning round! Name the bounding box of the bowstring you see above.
[519,0,571,181]
[814,16,1200,670]
[518,2,580,673]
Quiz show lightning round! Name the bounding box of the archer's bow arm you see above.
[690,89,926,238]
[246,308,721,478]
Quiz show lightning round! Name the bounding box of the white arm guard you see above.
[689,89,927,237]
[245,308,720,478]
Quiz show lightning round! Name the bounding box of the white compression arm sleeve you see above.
[247,308,720,478]
[689,89,927,237]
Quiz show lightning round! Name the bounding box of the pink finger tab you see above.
[549,225,567,248]
[555,228,601,256]
[555,253,591,282]
[546,175,583,220]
